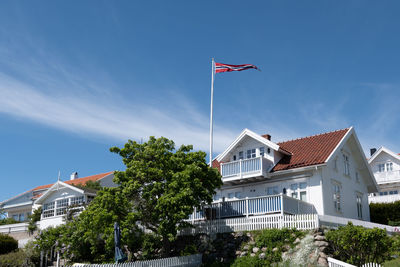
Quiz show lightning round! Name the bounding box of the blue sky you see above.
[1,1,400,201]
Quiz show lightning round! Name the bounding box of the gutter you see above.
[269,163,327,177]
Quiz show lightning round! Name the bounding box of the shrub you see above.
[370,201,400,225]
[0,234,18,255]
[0,218,19,225]
[0,250,32,267]
[231,255,269,267]
[325,222,392,266]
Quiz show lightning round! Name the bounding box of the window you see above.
[259,147,265,157]
[267,148,271,154]
[70,196,84,206]
[233,155,237,161]
[333,158,338,171]
[290,184,298,198]
[333,183,341,212]
[238,151,244,160]
[378,164,385,172]
[290,183,307,201]
[386,162,393,172]
[12,215,19,221]
[227,193,234,199]
[43,202,55,218]
[213,194,220,201]
[343,154,350,176]
[355,172,360,183]
[56,199,69,216]
[235,192,241,198]
[356,194,363,219]
[247,149,256,159]
[266,186,279,195]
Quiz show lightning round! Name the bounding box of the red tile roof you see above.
[32,171,114,192]
[271,128,350,172]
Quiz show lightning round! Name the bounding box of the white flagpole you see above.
[209,58,215,167]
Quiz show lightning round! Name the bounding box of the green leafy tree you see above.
[110,136,222,256]
[326,222,392,265]
[28,207,42,234]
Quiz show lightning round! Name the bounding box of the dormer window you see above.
[238,151,244,160]
[386,162,393,172]
[259,147,265,157]
[247,149,256,159]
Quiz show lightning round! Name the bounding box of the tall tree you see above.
[110,136,222,256]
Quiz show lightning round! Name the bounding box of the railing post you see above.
[192,207,196,223]
[246,197,249,218]
[239,159,242,178]
[280,193,284,216]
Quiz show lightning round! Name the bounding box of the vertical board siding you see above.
[67,254,202,267]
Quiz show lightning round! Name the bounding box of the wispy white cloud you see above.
[0,70,238,153]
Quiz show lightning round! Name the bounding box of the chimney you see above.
[370,148,377,157]
[70,172,78,180]
[262,134,271,141]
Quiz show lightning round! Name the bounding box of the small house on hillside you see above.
[190,127,377,222]
[368,147,400,203]
[0,171,115,226]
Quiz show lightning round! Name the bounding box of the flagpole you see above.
[209,58,215,167]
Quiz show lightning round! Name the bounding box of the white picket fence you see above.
[327,257,381,267]
[181,214,319,235]
[69,254,202,267]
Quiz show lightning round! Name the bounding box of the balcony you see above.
[369,194,400,204]
[374,170,400,184]
[220,157,271,183]
[188,194,316,221]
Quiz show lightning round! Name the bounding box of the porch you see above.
[188,194,316,221]
[220,156,272,183]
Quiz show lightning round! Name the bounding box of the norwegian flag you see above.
[214,62,259,73]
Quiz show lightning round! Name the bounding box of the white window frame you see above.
[238,151,244,160]
[378,163,385,173]
[386,162,393,172]
[332,181,341,212]
[43,201,55,218]
[246,149,256,159]
[259,147,265,157]
[343,154,350,176]
[356,193,363,219]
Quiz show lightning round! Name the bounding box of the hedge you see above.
[370,201,400,225]
[0,234,18,255]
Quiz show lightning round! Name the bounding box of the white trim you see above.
[368,146,400,164]
[215,129,288,162]
[325,127,352,163]
[269,164,325,176]
[34,181,84,204]
[2,201,33,209]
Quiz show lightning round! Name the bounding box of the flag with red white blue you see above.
[214,62,259,73]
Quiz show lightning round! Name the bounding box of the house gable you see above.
[34,181,84,205]
[216,129,289,163]
[368,147,400,173]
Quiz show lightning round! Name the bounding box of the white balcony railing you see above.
[188,194,316,221]
[368,194,400,203]
[220,157,270,181]
[374,170,400,184]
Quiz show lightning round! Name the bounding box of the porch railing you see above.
[374,170,400,184]
[220,157,270,179]
[188,194,315,221]
[368,194,400,203]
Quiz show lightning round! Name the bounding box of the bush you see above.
[0,218,19,225]
[325,222,392,266]
[0,250,33,266]
[231,255,270,267]
[370,201,400,225]
[0,234,18,255]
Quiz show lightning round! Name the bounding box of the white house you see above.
[368,147,400,203]
[189,127,378,222]
[0,171,115,224]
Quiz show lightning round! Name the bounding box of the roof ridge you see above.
[277,128,350,144]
